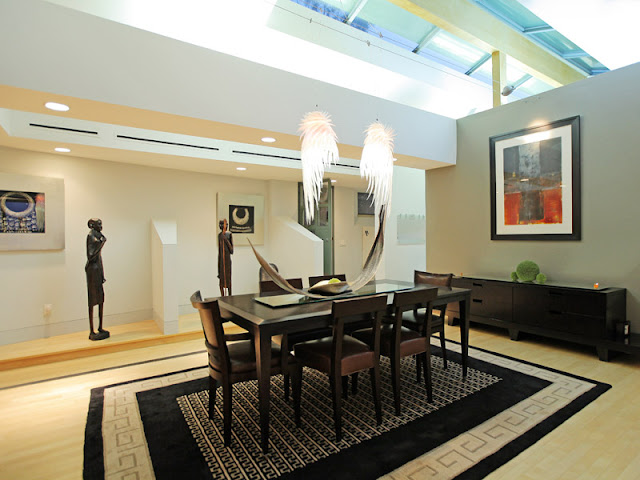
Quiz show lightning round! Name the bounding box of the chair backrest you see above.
[259,263,279,282]
[331,293,388,361]
[414,270,453,287]
[259,278,303,294]
[391,287,439,337]
[190,291,230,371]
[309,273,347,287]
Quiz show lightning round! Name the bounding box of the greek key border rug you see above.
[83,342,610,480]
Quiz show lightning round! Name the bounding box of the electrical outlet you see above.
[43,304,53,316]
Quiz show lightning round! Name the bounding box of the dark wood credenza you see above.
[446,276,634,361]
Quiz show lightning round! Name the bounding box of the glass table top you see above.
[253,281,415,308]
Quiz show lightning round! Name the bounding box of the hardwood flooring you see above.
[0,322,638,479]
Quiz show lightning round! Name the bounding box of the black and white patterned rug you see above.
[83,342,610,480]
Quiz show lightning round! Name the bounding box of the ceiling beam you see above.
[386,0,587,87]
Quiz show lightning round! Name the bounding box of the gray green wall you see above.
[426,61,640,329]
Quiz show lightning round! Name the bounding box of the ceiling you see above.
[0,0,638,187]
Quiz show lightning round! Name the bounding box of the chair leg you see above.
[209,377,218,420]
[292,364,302,427]
[415,354,422,383]
[370,366,382,426]
[331,374,343,442]
[390,352,401,416]
[342,376,349,399]
[284,374,290,401]
[352,372,359,394]
[439,327,448,369]
[222,382,233,446]
[421,352,433,403]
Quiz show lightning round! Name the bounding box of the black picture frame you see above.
[490,116,581,241]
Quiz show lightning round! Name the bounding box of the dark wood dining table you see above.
[217,279,471,453]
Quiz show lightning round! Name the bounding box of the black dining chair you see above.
[292,294,388,441]
[190,291,298,447]
[352,287,438,414]
[403,271,453,379]
[259,263,279,282]
[259,278,303,294]
[308,273,347,287]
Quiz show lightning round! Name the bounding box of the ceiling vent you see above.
[29,123,98,135]
[232,149,360,170]
[116,134,219,151]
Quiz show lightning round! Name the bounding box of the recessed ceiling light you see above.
[54,147,71,153]
[393,157,398,162]
[45,102,70,112]
[236,167,247,171]
[261,137,276,143]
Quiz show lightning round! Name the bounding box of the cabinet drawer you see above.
[545,289,604,315]
[538,312,607,338]
[470,296,512,320]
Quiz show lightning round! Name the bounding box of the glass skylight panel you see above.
[532,31,582,56]
[290,0,348,21]
[417,30,487,72]
[356,0,434,45]
[517,76,553,96]
[475,0,545,30]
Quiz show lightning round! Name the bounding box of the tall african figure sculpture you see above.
[86,218,110,340]
[218,218,233,296]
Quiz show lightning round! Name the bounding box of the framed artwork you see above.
[0,173,65,250]
[357,192,375,216]
[217,193,264,245]
[490,116,581,241]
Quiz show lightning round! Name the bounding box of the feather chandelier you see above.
[360,122,395,211]
[298,111,339,223]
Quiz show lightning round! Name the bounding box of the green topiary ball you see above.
[511,271,518,281]
[536,273,547,284]
[515,260,540,282]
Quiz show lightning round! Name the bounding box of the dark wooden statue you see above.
[218,218,234,296]
[86,218,110,341]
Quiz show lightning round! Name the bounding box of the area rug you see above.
[83,342,610,480]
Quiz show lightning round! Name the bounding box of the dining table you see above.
[216,279,471,453]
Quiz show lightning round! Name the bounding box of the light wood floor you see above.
[0,322,639,480]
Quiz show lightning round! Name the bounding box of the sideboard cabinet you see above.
[447,276,627,361]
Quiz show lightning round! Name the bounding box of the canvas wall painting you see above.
[490,116,581,241]
[0,173,64,250]
[217,193,264,245]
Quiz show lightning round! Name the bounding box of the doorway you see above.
[298,180,334,275]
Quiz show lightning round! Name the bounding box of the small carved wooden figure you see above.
[86,218,110,340]
[217,218,234,296]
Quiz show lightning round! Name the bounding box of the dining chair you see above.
[403,271,453,378]
[259,277,303,294]
[292,294,388,441]
[352,287,438,415]
[308,273,347,287]
[259,263,279,282]
[190,291,298,447]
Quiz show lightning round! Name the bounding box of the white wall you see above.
[151,219,178,334]
[377,166,427,282]
[334,187,375,281]
[0,147,269,344]
[427,62,640,328]
[0,147,372,344]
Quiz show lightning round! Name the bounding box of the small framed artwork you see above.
[0,173,65,250]
[217,193,264,245]
[490,116,581,241]
[357,192,375,216]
